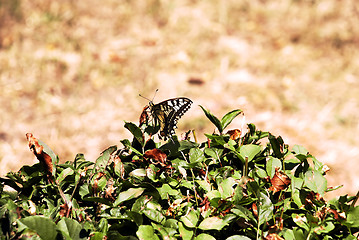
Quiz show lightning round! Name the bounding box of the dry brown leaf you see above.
[269,168,291,193]
[59,203,71,218]
[199,196,211,213]
[252,202,258,218]
[227,129,241,140]
[26,133,53,175]
[265,233,284,240]
[144,148,167,165]
[105,178,116,201]
[93,172,106,195]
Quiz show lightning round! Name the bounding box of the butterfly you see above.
[140,95,192,140]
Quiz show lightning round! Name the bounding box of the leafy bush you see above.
[1,107,359,239]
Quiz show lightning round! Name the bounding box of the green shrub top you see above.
[1,106,359,240]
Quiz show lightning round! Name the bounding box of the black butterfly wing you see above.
[164,98,192,138]
[151,97,192,140]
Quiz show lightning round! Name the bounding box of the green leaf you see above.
[200,105,223,133]
[291,177,304,207]
[284,157,301,171]
[195,233,216,240]
[136,225,160,240]
[179,140,199,152]
[233,185,244,204]
[309,154,325,172]
[347,206,359,228]
[292,145,308,155]
[90,232,106,240]
[74,153,85,165]
[93,146,117,172]
[222,214,237,226]
[164,219,179,229]
[114,187,145,206]
[180,210,199,228]
[258,192,273,227]
[178,222,193,240]
[151,222,176,240]
[196,180,212,193]
[266,157,282,178]
[304,170,327,196]
[79,184,90,199]
[114,162,125,178]
[205,190,221,201]
[226,236,252,240]
[57,168,74,184]
[283,228,306,240]
[143,209,165,224]
[205,134,228,145]
[121,139,143,156]
[18,216,58,240]
[246,180,260,196]
[239,144,261,162]
[221,109,243,131]
[189,148,205,164]
[129,168,147,178]
[313,221,335,234]
[204,148,223,163]
[218,177,236,199]
[126,210,143,226]
[255,167,267,178]
[157,184,179,199]
[125,122,144,146]
[198,216,227,230]
[268,134,284,158]
[159,136,180,157]
[132,196,148,212]
[292,213,310,231]
[57,217,85,240]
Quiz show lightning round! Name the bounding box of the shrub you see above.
[1,107,359,239]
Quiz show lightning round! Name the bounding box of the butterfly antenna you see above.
[152,89,159,102]
[138,94,151,102]
[139,89,159,103]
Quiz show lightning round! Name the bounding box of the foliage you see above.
[1,108,359,239]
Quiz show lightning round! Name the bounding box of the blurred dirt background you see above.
[1,0,359,200]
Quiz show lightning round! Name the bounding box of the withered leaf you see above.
[265,233,284,240]
[227,129,241,140]
[59,203,71,218]
[269,168,291,193]
[252,202,258,218]
[93,172,106,195]
[328,208,345,221]
[26,133,53,175]
[199,196,211,213]
[105,178,116,201]
[268,217,284,233]
[144,148,167,164]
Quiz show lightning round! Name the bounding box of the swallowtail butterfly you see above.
[140,94,192,140]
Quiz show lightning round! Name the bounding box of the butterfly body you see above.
[140,97,192,140]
